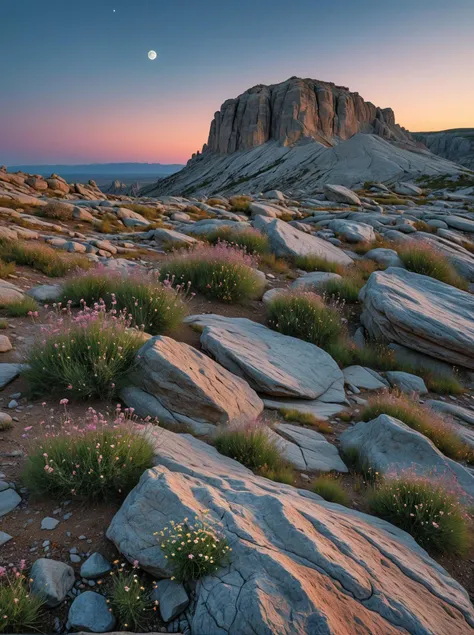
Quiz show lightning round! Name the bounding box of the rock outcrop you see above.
[107,427,474,634]
[413,129,474,170]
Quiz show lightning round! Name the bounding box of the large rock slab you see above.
[253,215,353,264]
[185,315,345,402]
[340,415,474,503]
[273,423,348,472]
[107,427,474,634]
[360,267,474,369]
[323,184,362,206]
[120,336,263,433]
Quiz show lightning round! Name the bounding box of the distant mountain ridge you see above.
[412,129,474,170]
[6,163,184,176]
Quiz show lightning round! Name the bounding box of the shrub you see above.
[323,260,377,302]
[159,244,264,303]
[360,393,473,462]
[294,255,343,273]
[421,371,464,395]
[4,296,38,317]
[342,446,380,485]
[39,201,73,220]
[98,218,122,234]
[109,565,153,631]
[207,198,227,207]
[158,516,231,582]
[0,240,91,277]
[229,195,251,212]
[267,291,343,350]
[0,260,15,278]
[24,304,145,400]
[369,475,470,554]
[23,406,154,501]
[312,475,349,505]
[206,226,270,254]
[0,564,43,633]
[258,252,291,275]
[280,408,332,434]
[61,271,186,335]
[397,242,468,289]
[125,204,159,220]
[0,319,7,329]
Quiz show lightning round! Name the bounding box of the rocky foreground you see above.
[0,163,474,634]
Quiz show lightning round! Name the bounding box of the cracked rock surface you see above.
[107,428,474,634]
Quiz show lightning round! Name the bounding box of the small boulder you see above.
[323,184,361,206]
[30,558,75,607]
[80,553,112,579]
[152,579,189,622]
[385,371,428,395]
[0,488,21,517]
[68,591,116,633]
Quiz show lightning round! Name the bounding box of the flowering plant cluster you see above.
[157,515,231,581]
[0,562,43,633]
[108,560,154,631]
[22,403,154,502]
[369,473,470,555]
[159,243,265,303]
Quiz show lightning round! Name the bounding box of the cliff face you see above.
[206,77,412,154]
[413,129,474,170]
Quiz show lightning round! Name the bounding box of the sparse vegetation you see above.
[294,255,344,273]
[125,203,160,220]
[0,260,15,278]
[312,475,349,505]
[0,566,44,633]
[4,296,38,317]
[38,201,73,221]
[0,240,91,277]
[206,226,270,254]
[258,252,291,275]
[369,475,470,555]
[159,244,265,303]
[397,242,468,289]
[279,408,332,434]
[229,195,251,212]
[323,260,377,302]
[109,566,154,631]
[360,393,473,462]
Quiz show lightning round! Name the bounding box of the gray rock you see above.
[323,219,375,243]
[0,363,23,389]
[393,182,422,196]
[342,366,388,391]
[152,579,189,622]
[0,280,25,305]
[340,415,474,503]
[253,215,353,265]
[30,558,75,607]
[365,248,404,269]
[261,288,286,305]
[0,530,12,546]
[360,267,474,369]
[27,284,62,302]
[41,517,60,530]
[185,315,345,402]
[426,400,474,426]
[80,553,112,579]
[151,228,199,247]
[323,184,361,206]
[68,591,116,633]
[107,426,474,634]
[263,398,347,421]
[120,335,263,432]
[291,271,342,291]
[0,488,21,517]
[273,424,348,472]
[385,371,428,395]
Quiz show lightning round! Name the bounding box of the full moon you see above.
[148,50,157,61]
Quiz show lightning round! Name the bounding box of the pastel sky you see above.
[1,0,473,165]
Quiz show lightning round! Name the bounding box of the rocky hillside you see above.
[414,129,474,170]
[144,77,469,197]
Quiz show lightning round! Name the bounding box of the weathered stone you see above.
[68,591,116,633]
[323,185,362,206]
[151,579,189,622]
[342,366,388,391]
[107,427,474,634]
[0,363,22,389]
[291,271,342,291]
[0,488,21,517]
[385,371,428,395]
[0,335,12,353]
[273,423,348,472]
[0,280,25,305]
[26,284,62,302]
[30,558,75,607]
[80,553,112,579]
[0,531,12,546]
[365,248,404,268]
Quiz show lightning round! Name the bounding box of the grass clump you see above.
[294,255,344,273]
[125,204,160,220]
[0,565,44,633]
[369,475,470,555]
[206,226,270,254]
[323,260,377,303]
[4,296,38,317]
[267,291,343,350]
[38,201,73,221]
[258,252,291,275]
[159,244,264,303]
[0,240,91,277]
[23,407,154,502]
[0,319,7,329]
[61,271,186,335]
[397,242,468,290]
[342,446,381,485]
[360,393,473,462]
[24,304,144,400]
[158,516,231,582]
[0,260,15,278]
[109,566,154,631]
[229,195,251,212]
[312,475,349,505]
[280,408,332,434]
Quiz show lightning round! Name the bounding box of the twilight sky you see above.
[1,0,473,165]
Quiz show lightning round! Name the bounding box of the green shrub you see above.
[109,567,153,631]
[229,195,251,212]
[158,517,231,582]
[360,393,473,462]
[4,296,38,317]
[23,415,154,502]
[421,371,464,395]
[24,307,145,400]
[0,567,43,633]
[267,291,343,350]
[258,252,291,275]
[323,260,377,302]
[294,255,343,273]
[125,204,159,220]
[369,476,469,554]
[159,244,264,303]
[0,260,15,278]
[397,242,468,290]
[61,272,186,335]
[279,408,332,434]
[206,226,270,254]
[0,240,91,277]
[0,319,7,329]
[39,201,73,220]
[312,475,349,505]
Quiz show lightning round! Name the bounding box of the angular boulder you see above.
[30,558,75,607]
[68,591,116,633]
[323,184,362,206]
[340,415,474,503]
[107,427,474,634]
[185,315,345,402]
[253,216,353,264]
[360,267,474,369]
[120,336,263,433]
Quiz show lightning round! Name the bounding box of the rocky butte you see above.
[143,76,469,196]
